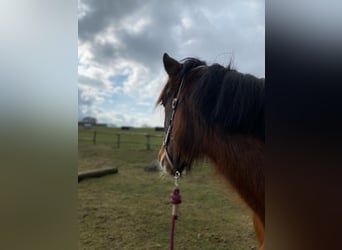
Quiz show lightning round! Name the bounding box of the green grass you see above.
[78,126,257,249]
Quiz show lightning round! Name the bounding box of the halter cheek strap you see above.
[163,78,185,172]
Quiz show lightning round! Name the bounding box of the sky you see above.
[78,0,265,127]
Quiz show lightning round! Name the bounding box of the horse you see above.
[157,53,265,250]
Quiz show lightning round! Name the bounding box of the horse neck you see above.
[202,130,265,222]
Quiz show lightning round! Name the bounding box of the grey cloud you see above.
[80,1,183,71]
[91,42,119,65]
[78,75,105,88]
[78,88,93,107]
[79,0,264,76]
[78,0,141,41]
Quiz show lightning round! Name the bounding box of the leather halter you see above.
[162,78,185,172]
[162,64,205,173]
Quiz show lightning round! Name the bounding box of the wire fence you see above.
[78,130,164,150]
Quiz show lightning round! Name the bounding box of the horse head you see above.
[157,53,206,175]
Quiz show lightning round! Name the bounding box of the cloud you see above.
[78,0,265,127]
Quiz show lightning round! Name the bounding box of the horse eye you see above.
[160,97,165,106]
[161,97,167,106]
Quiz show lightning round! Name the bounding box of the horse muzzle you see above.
[159,145,188,175]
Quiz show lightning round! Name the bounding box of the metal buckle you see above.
[172,98,178,109]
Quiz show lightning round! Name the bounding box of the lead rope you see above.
[169,171,181,250]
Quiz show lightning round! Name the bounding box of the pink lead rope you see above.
[169,171,181,250]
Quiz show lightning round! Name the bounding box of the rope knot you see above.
[170,188,182,204]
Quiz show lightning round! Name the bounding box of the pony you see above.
[157,53,265,250]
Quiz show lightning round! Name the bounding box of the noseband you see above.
[162,78,185,173]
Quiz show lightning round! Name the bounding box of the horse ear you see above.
[163,53,181,76]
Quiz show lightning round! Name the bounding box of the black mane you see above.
[179,57,207,77]
[181,58,265,141]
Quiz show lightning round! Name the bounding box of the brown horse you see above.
[157,53,265,249]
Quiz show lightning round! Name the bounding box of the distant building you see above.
[83,123,92,129]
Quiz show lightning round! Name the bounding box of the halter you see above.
[162,78,185,173]
[162,64,206,173]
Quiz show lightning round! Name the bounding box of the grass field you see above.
[78,126,257,249]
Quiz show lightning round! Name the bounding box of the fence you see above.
[78,130,164,150]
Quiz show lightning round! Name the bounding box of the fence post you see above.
[93,131,96,145]
[146,134,151,150]
[116,133,120,148]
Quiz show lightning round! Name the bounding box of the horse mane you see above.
[190,63,265,141]
[179,57,207,77]
[159,57,265,141]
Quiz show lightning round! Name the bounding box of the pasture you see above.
[78,126,257,249]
